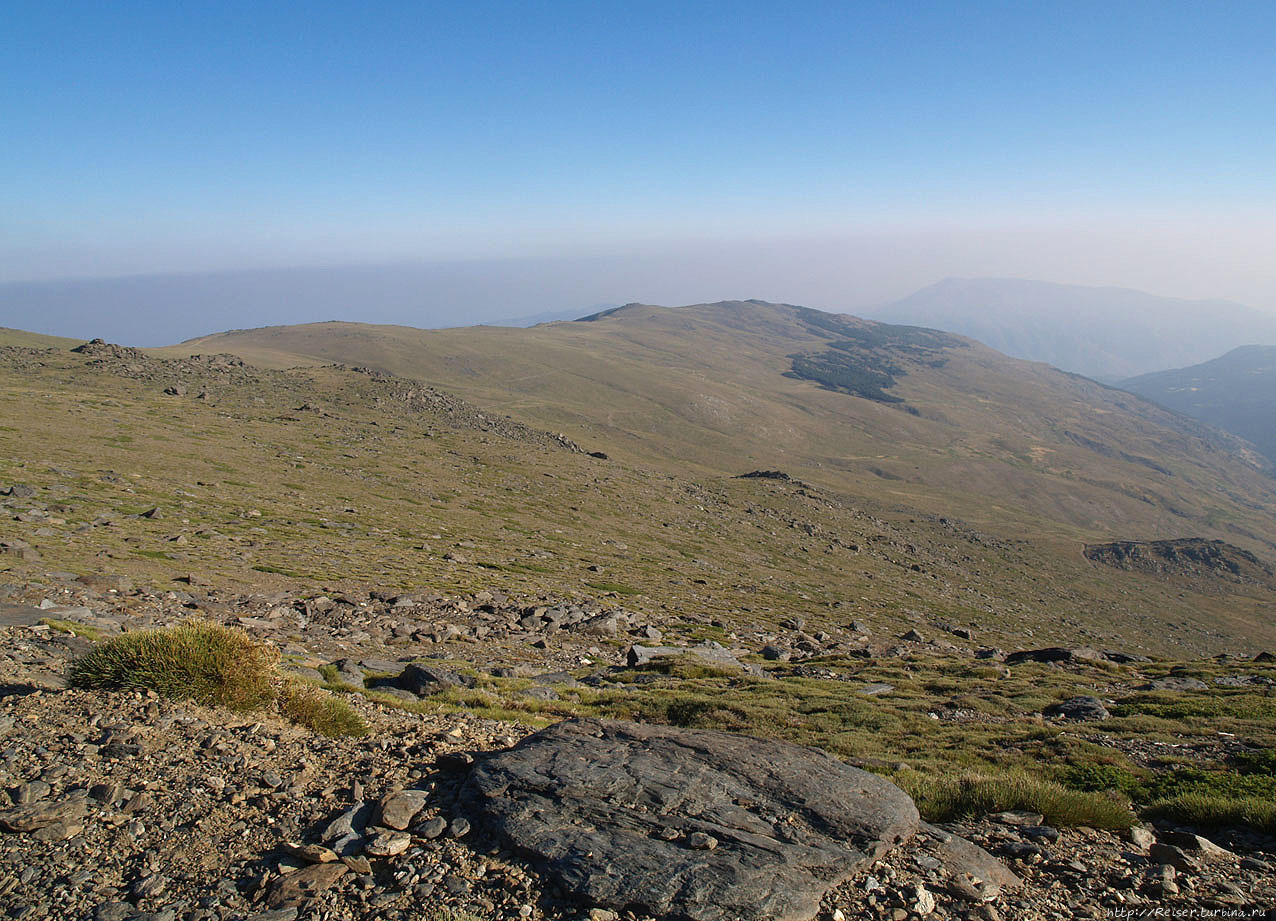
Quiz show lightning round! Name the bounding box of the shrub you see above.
[905,769,1135,830]
[70,620,367,736]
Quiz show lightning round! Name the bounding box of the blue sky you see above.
[2,1,1275,315]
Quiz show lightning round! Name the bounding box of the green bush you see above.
[70,620,367,736]
[905,770,1135,830]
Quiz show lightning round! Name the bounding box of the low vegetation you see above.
[70,620,367,737]
[904,770,1135,830]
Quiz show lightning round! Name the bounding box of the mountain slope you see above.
[1122,345,1276,467]
[175,300,1276,555]
[869,277,1276,381]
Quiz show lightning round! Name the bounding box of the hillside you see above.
[4,338,1276,919]
[0,326,80,349]
[177,300,1276,556]
[869,277,1276,381]
[1122,346,1276,468]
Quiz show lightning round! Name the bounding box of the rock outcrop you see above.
[460,717,919,921]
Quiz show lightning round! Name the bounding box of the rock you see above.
[417,816,447,839]
[263,862,348,908]
[1042,696,1109,721]
[0,798,87,833]
[1128,826,1155,850]
[448,817,471,838]
[760,644,790,662]
[1144,676,1208,691]
[363,830,411,857]
[394,663,466,697]
[460,717,918,921]
[375,790,428,830]
[858,683,894,696]
[1005,647,1104,666]
[913,883,936,915]
[282,842,338,864]
[923,823,1020,903]
[901,629,926,642]
[625,641,766,677]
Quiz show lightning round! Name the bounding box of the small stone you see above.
[282,842,338,864]
[340,855,372,875]
[1128,826,1154,850]
[363,830,411,857]
[688,831,718,850]
[417,816,447,839]
[913,883,936,915]
[263,862,348,908]
[448,817,471,838]
[375,790,428,830]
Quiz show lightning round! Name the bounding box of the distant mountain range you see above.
[1121,346,1276,467]
[870,277,1276,381]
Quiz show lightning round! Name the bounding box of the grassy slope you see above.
[179,302,1276,553]
[3,345,1276,656]
[0,327,81,349]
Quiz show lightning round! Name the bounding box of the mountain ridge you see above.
[163,300,1276,555]
[869,277,1276,381]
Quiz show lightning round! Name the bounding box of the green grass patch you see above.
[906,770,1135,829]
[252,563,302,577]
[40,617,105,642]
[1143,793,1276,834]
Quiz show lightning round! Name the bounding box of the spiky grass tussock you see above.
[71,620,367,736]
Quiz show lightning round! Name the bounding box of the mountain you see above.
[6,314,1276,917]
[869,277,1276,381]
[1121,345,1276,467]
[175,300,1276,554]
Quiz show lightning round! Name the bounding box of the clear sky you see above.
[3,1,1275,317]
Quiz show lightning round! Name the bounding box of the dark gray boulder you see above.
[1043,696,1110,721]
[459,718,918,921]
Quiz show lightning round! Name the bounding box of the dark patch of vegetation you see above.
[786,307,959,403]
[252,563,303,577]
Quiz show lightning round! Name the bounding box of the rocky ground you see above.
[0,575,1274,921]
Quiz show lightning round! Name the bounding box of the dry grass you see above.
[71,621,367,736]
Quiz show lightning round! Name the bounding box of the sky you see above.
[2,1,1275,337]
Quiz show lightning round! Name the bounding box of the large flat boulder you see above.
[459,718,918,921]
